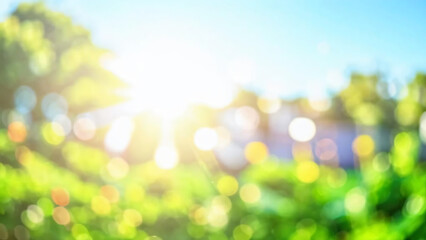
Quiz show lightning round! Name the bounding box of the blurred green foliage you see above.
[0,3,425,240]
[0,2,125,114]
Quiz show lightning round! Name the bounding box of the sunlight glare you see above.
[104,116,134,153]
[155,144,179,170]
[155,120,179,169]
[194,127,218,151]
[289,117,316,142]
[117,38,236,118]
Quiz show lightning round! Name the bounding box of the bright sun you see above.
[105,37,237,169]
[112,37,236,118]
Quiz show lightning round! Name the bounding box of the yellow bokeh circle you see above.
[352,135,375,158]
[239,184,261,204]
[217,176,239,196]
[296,161,320,183]
[244,141,268,164]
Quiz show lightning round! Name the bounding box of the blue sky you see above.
[1,0,426,98]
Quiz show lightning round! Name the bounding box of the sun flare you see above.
[112,38,236,119]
